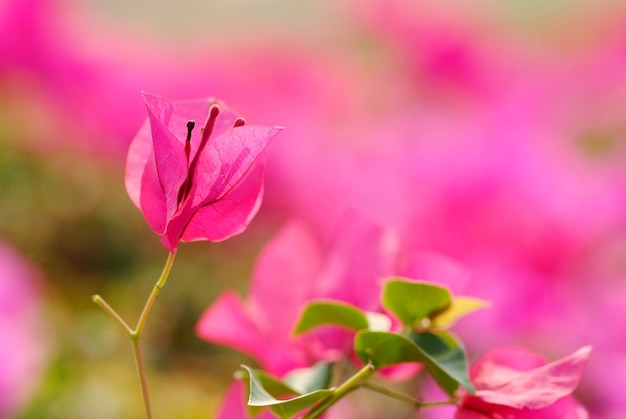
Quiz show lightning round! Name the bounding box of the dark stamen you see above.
[186,120,196,141]
[178,107,220,205]
[184,120,195,162]
[233,118,245,128]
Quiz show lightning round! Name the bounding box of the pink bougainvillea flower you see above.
[456,346,591,418]
[196,211,472,375]
[197,212,474,419]
[196,214,397,419]
[126,92,282,251]
[195,213,398,376]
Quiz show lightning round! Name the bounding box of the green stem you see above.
[363,381,421,406]
[132,337,153,419]
[92,294,132,334]
[135,251,177,336]
[303,363,375,419]
[419,400,458,408]
[92,251,177,419]
[363,381,456,408]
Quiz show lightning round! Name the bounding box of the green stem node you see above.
[92,251,177,419]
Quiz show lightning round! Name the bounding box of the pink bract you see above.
[125,92,282,251]
[195,214,399,375]
[197,212,473,375]
[456,346,591,418]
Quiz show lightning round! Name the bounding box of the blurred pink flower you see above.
[0,241,47,417]
[125,93,281,251]
[197,213,472,418]
[196,214,398,375]
[456,346,591,418]
[196,212,472,374]
[349,1,509,102]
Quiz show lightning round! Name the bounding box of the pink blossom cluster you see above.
[195,213,591,418]
[125,85,592,417]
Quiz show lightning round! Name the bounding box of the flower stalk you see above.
[303,363,375,419]
[363,381,455,409]
[92,251,177,419]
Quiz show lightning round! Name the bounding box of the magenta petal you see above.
[125,121,152,210]
[457,395,589,419]
[126,119,170,234]
[400,251,470,294]
[471,347,547,389]
[195,291,268,362]
[139,158,169,235]
[455,409,491,419]
[314,211,398,311]
[188,125,282,208]
[248,221,322,340]
[143,93,189,222]
[216,381,277,419]
[125,93,189,236]
[179,159,265,243]
[196,290,305,375]
[473,346,592,409]
[164,99,214,162]
[215,381,248,419]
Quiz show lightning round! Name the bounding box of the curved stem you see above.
[303,363,375,419]
[132,337,153,419]
[363,381,456,408]
[420,400,457,408]
[92,251,177,419]
[92,294,132,334]
[135,251,177,336]
[363,381,421,406]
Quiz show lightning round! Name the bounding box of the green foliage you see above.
[355,330,474,396]
[430,297,489,329]
[354,331,424,368]
[407,331,475,396]
[283,362,332,395]
[382,279,452,327]
[240,365,334,419]
[242,278,488,417]
[293,300,370,334]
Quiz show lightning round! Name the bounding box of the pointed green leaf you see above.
[382,278,452,327]
[354,331,427,368]
[407,331,475,396]
[431,297,490,329]
[294,300,369,335]
[354,331,475,397]
[283,362,332,395]
[240,365,333,419]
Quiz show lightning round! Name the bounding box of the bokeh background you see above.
[2,0,626,417]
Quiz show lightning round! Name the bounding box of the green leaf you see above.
[294,300,369,335]
[431,297,490,329]
[283,362,332,394]
[354,331,426,368]
[382,278,452,327]
[240,365,334,419]
[408,331,475,396]
[354,331,475,397]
